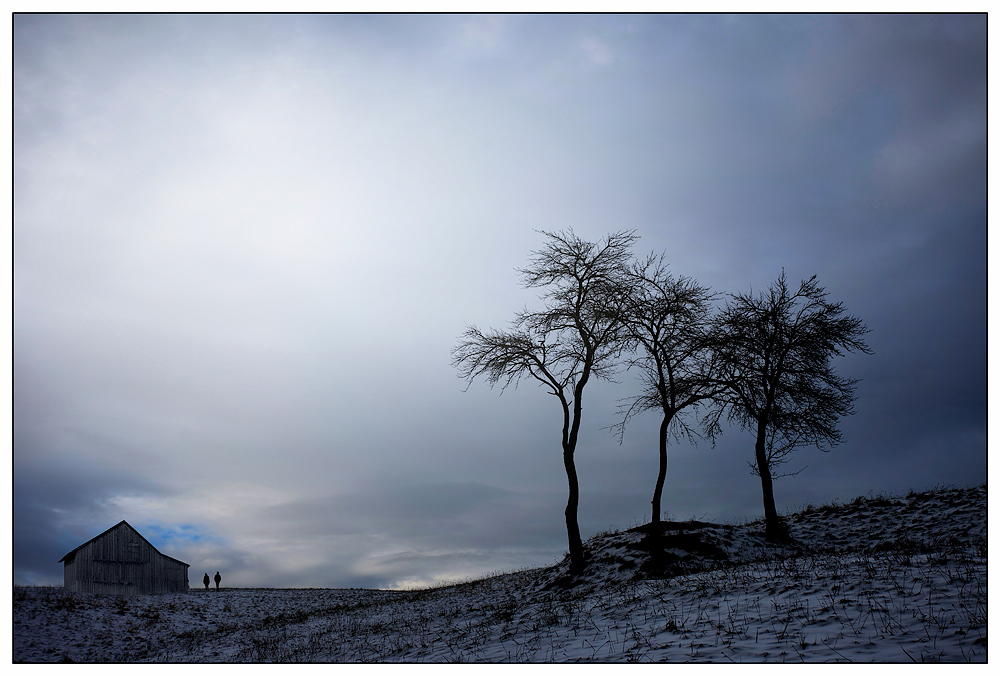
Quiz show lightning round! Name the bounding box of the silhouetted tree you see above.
[452,229,637,572]
[707,272,871,540]
[611,254,721,526]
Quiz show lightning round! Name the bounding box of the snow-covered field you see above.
[13,483,987,663]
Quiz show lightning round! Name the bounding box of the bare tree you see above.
[452,229,636,572]
[707,271,872,540]
[612,254,721,526]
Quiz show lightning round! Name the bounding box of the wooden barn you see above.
[58,520,190,595]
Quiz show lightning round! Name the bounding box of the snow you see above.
[13,483,987,663]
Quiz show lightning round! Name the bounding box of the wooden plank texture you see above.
[62,522,189,595]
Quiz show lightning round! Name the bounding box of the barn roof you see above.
[58,520,190,567]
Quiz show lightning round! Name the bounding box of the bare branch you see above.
[612,253,721,442]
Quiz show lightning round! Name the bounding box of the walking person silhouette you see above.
[214,571,222,591]
[203,573,210,591]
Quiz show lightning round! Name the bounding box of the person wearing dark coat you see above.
[203,573,210,591]
[214,571,222,590]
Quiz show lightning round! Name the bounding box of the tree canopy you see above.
[708,271,872,538]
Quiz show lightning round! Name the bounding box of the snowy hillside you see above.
[13,483,987,663]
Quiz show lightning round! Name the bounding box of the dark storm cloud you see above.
[13,14,986,588]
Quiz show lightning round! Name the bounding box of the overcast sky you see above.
[13,14,987,589]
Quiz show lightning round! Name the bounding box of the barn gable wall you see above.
[62,522,189,595]
[64,557,77,590]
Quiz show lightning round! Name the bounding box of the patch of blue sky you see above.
[142,522,222,547]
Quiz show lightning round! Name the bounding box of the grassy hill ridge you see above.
[14,483,987,662]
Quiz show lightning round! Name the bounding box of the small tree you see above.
[452,229,636,572]
[612,254,720,526]
[708,271,871,540]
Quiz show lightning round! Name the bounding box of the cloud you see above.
[872,105,985,208]
[461,16,505,51]
[580,37,613,65]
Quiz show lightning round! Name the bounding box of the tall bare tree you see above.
[707,271,872,540]
[612,254,720,526]
[452,230,636,572]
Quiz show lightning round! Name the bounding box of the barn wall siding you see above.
[64,559,77,590]
[61,522,190,595]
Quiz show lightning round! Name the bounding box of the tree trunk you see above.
[651,414,670,525]
[562,375,589,573]
[755,419,782,540]
[563,445,584,572]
